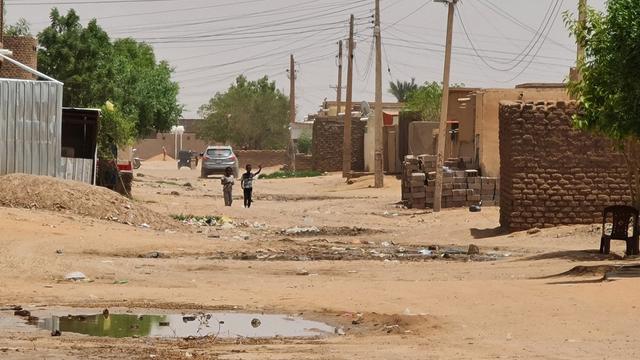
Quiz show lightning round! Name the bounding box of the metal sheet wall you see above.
[0,79,63,177]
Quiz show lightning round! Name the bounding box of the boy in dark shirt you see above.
[240,164,262,208]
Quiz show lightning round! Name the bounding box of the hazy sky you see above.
[5,0,607,119]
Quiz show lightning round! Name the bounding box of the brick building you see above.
[312,116,366,172]
[499,100,632,231]
[0,36,37,80]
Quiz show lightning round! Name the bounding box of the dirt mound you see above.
[0,174,176,229]
[146,153,175,162]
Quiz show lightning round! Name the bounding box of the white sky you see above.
[4,0,607,120]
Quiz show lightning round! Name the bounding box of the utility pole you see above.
[342,14,355,178]
[0,0,4,46]
[289,54,296,125]
[576,0,587,65]
[336,40,343,115]
[373,0,384,188]
[288,54,297,171]
[433,0,457,212]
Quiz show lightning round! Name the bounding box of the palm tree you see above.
[388,78,418,103]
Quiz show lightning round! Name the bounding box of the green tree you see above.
[297,133,312,154]
[388,78,418,102]
[566,0,640,208]
[37,8,182,144]
[405,81,442,122]
[2,7,31,36]
[97,101,135,160]
[198,75,289,150]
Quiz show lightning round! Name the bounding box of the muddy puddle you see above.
[33,312,336,339]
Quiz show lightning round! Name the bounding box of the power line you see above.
[477,0,573,52]
[7,0,174,4]
[456,0,562,72]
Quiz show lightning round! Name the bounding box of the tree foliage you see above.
[566,0,640,208]
[97,101,135,160]
[388,78,418,102]
[405,81,443,122]
[4,15,31,37]
[37,8,182,143]
[197,75,289,150]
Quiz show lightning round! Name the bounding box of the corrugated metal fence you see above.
[0,78,63,177]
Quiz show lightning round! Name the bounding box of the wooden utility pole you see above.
[289,54,296,124]
[288,54,297,171]
[336,40,343,115]
[433,0,457,212]
[577,0,587,65]
[373,0,384,188]
[342,14,355,178]
[0,0,4,46]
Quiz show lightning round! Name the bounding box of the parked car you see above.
[201,145,240,178]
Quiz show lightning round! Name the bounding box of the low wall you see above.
[499,101,632,231]
[295,154,314,171]
[236,150,286,168]
[134,133,207,160]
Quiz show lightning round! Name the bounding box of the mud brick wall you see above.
[499,101,632,231]
[0,36,38,80]
[295,154,314,171]
[236,150,286,168]
[312,118,365,172]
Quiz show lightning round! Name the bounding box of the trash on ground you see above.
[64,272,87,281]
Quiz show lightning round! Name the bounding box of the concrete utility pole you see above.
[433,0,457,212]
[336,40,343,115]
[288,54,297,171]
[373,0,384,188]
[342,14,355,178]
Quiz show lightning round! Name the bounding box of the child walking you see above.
[240,164,262,208]
[221,167,235,206]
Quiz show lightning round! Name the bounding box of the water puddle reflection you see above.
[36,312,336,339]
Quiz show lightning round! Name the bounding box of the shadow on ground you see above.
[523,249,624,262]
[470,226,509,239]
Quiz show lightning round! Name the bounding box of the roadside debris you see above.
[467,244,480,255]
[140,251,167,259]
[64,272,87,281]
[251,318,262,328]
[284,226,320,235]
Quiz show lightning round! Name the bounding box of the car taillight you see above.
[203,155,210,160]
[230,155,236,161]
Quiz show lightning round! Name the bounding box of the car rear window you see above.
[207,149,232,157]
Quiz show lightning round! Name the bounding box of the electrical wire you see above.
[456,0,562,71]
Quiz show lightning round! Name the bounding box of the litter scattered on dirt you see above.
[206,241,513,262]
[0,174,177,229]
[279,226,383,237]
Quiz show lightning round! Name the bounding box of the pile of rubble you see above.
[401,155,500,209]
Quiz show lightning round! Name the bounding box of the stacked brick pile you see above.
[402,155,499,209]
[425,170,499,208]
[401,155,426,208]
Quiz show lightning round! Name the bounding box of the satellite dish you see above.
[361,101,371,116]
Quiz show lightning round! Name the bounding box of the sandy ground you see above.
[1,160,639,359]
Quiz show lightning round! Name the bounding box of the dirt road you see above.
[0,160,638,359]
